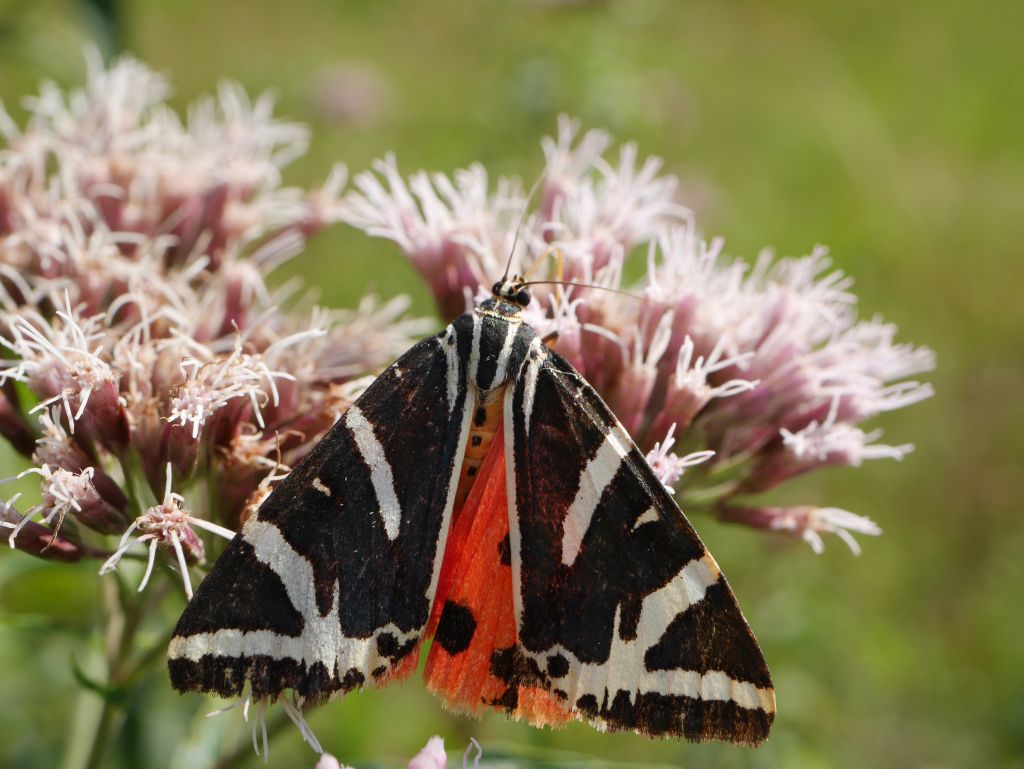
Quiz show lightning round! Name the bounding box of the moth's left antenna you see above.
[501,171,545,282]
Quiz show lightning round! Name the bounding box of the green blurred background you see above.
[0,1,1021,767]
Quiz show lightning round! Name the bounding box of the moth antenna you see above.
[501,171,546,282]
[521,279,644,303]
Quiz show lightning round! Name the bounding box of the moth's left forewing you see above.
[169,323,475,704]
[503,346,775,746]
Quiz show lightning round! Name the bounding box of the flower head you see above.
[101,464,235,599]
[1,499,85,562]
[0,54,426,582]
[720,504,882,555]
[645,424,715,494]
[6,463,126,547]
[0,293,125,447]
[341,116,934,554]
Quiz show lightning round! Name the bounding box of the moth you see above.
[168,276,775,746]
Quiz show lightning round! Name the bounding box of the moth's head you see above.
[491,276,531,308]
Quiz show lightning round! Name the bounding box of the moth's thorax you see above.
[475,297,525,320]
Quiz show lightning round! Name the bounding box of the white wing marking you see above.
[345,405,402,540]
[560,423,631,566]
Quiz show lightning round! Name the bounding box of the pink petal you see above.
[315,754,345,769]
[407,736,447,769]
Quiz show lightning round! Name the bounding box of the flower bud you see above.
[32,408,91,471]
[78,380,130,453]
[315,755,348,769]
[159,421,201,481]
[41,467,125,535]
[407,736,447,769]
[718,504,880,555]
[2,504,84,563]
[101,464,234,598]
[0,386,36,457]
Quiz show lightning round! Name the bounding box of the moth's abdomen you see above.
[454,385,507,510]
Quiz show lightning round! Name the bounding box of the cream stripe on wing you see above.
[560,423,631,566]
[504,381,525,631]
[167,519,421,674]
[520,339,545,433]
[530,553,775,714]
[442,328,460,413]
[345,405,402,540]
[467,313,483,385]
[490,321,519,388]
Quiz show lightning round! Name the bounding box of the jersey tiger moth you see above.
[167,276,775,746]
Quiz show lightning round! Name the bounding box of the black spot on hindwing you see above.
[435,600,477,655]
[498,533,511,566]
[489,645,546,687]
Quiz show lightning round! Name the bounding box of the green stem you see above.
[117,448,155,516]
[79,578,125,769]
[121,627,175,688]
[679,479,741,510]
[705,450,754,478]
[78,572,172,769]
[83,699,117,769]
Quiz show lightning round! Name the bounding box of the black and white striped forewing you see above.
[169,326,474,703]
[502,345,775,745]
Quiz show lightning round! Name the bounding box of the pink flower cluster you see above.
[0,53,427,594]
[342,116,935,553]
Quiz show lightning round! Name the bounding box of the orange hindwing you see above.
[425,421,571,726]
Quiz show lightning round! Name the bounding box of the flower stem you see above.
[77,578,127,769]
[678,479,740,510]
[77,572,172,769]
[83,699,117,769]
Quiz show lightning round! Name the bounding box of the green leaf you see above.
[70,653,125,704]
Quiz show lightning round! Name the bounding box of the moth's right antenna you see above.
[501,171,546,282]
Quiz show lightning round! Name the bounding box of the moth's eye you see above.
[491,281,503,295]
[516,290,531,306]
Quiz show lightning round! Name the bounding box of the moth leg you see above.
[522,245,565,282]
